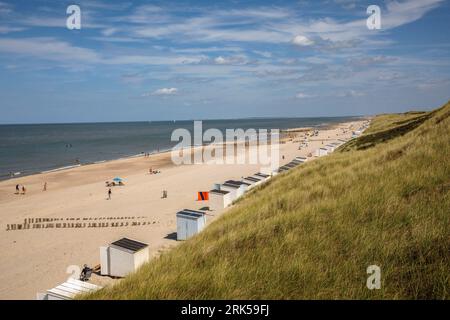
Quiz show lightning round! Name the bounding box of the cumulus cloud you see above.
[196,55,252,66]
[151,87,178,95]
[291,35,314,46]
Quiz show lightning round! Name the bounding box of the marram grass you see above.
[84,102,450,299]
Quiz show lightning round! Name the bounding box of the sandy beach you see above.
[0,120,364,299]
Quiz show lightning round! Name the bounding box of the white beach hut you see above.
[260,167,279,176]
[331,141,341,147]
[225,180,249,196]
[325,144,336,152]
[37,278,101,300]
[176,209,206,240]
[253,172,270,182]
[295,156,308,163]
[278,165,290,172]
[209,189,232,210]
[242,176,261,188]
[220,182,241,200]
[100,237,149,278]
[315,148,328,157]
[285,162,298,168]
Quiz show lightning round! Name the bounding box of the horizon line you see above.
[0,114,369,126]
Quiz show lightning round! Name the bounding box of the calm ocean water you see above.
[0,117,358,180]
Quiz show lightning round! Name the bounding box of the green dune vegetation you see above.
[86,101,450,300]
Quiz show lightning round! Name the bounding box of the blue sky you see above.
[0,0,449,123]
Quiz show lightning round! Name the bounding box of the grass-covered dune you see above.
[87,102,450,299]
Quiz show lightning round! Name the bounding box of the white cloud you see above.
[0,37,100,63]
[0,26,25,34]
[253,50,272,58]
[296,92,315,99]
[0,1,13,14]
[213,55,250,65]
[291,35,314,46]
[337,90,365,97]
[150,87,178,96]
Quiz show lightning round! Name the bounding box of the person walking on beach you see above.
[43,182,47,191]
[107,188,112,200]
[15,184,20,194]
[22,186,26,195]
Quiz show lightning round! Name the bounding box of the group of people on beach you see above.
[149,167,161,174]
[15,184,26,195]
[14,182,47,195]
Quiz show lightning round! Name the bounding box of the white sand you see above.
[0,121,363,299]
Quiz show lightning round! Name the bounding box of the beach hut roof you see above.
[222,183,240,189]
[255,172,270,178]
[245,176,261,182]
[176,209,204,219]
[225,180,250,186]
[210,189,230,194]
[46,278,101,300]
[111,238,148,253]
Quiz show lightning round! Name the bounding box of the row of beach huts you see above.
[37,126,369,300]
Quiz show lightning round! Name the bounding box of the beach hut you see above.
[176,209,206,240]
[253,172,270,182]
[242,176,261,188]
[315,148,328,157]
[295,156,308,163]
[260,167,279,176]
[285,162,298,168]
[37,278,101,300]
[209,189,232,210]
[220,183,241,200]
[225,180,250,196]
[331,142,341,147]
[100,237,149,278]
[325,144,336,152]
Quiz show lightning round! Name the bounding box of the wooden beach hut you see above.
[209,189,232,210]
[285,162,298,168]
[220,182,241,200]
[37,278,101,300]
[315,148,328,157]
[225,180,250,197]
[100,237,149,277]
[325,144,336,152]
[176,209,206,240]
[295,156,308,163]
[253,172,270,182]
[242,176,262,188]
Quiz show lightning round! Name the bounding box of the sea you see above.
[0,117,359,180]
